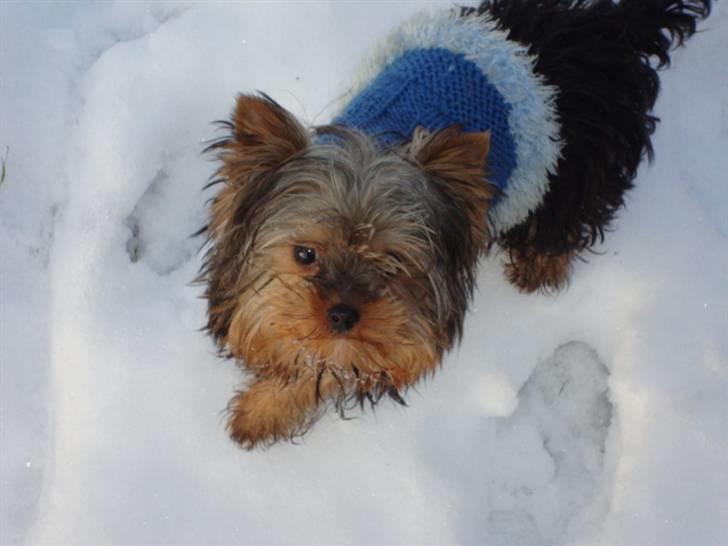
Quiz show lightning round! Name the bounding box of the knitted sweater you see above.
[333,11,562,235]
[335,47,517,195]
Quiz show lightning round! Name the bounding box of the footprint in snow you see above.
[487,341,614,545]
[421,341,615,545]
[124,165,201,275]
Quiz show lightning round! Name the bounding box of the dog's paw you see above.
[226,404,273,450]
[226,381,315,449]
[504,249,573,293]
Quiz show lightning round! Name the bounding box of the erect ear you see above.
[412,126,494,246]
[201,95,309,347]
[230,93,309,164]
[208,94,309,236]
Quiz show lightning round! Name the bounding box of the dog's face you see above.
[202,95,492,402]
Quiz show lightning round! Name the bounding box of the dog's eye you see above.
[293,245,317,265]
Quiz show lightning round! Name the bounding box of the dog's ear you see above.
[412,126,494,246]
[202,95,309,347]
[230,94,309,167]
[208,94,309,236]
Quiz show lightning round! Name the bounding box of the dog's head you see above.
[201,94,493,400]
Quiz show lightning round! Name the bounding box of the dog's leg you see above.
[226,372,343,448]
[500,210,577,293]
[505,247,574,294]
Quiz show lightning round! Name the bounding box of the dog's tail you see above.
[475,0,712,142]
[464,0,712,257]
[612,0,712,67]
[465,0,711,69]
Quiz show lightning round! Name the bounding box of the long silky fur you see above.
[198,102,493,447]
[463,0,712,256]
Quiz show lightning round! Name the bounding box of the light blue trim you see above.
[339,11,562,234]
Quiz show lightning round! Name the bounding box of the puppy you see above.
[199,0,711,447]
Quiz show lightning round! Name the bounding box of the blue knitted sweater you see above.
[332,12,562,234]
[334,47,517,196]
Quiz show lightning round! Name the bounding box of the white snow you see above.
[1,2,726,545]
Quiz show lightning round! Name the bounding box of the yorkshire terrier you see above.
[198,0,711,448]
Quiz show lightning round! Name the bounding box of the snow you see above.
[1,2,726,545]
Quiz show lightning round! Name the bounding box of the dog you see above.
[198,0,711,448]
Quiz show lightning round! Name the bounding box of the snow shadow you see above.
[417,341,615,545]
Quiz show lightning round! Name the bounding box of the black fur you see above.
[463,0,712,257]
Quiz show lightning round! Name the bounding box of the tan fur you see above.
[414,126,494,247]
[224,240,442,446]
[203,96,493,448]
[209,95,309,237]
[505,247,574,293]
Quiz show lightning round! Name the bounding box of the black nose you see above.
[328,304,360,333]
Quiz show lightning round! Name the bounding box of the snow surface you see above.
[1,2,727,545]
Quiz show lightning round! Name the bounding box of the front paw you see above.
[225,382,313,449]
